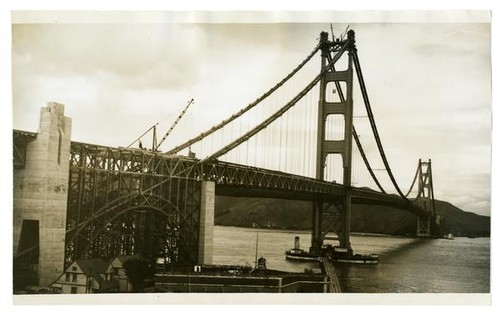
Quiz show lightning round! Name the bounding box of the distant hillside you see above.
[434,199,490,237]
[214,196,490,237]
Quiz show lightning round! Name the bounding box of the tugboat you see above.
[285,236,320,262]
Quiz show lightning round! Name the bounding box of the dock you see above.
[320,257,342,293]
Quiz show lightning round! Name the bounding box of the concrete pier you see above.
[198,181,215,264]
[13,102,72,286]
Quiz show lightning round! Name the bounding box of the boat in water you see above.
[326,245,379,264]
[330,253,379,264]
[285,237,378,264]
[285,236,319,261]
[285,249,320,262]
[444,233,455,240]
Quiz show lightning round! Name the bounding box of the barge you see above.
[155,264,329,293]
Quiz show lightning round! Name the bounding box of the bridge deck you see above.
[13,130,428,217]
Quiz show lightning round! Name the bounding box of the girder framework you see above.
[210,159,419,211]
[205,161,347,197]
[65,142,202,267]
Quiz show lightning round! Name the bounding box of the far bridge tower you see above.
[416,159,437,237]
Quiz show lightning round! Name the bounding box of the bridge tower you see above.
[13,102,72,287]
[416,159,437,237]
[312,31,356,254]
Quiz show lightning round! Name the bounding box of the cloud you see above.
[12,23,206,90]
[411,25,490,62]
[11,21,492,216]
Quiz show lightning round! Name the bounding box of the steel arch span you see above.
[65,141,205,267]
[65,193,197,267]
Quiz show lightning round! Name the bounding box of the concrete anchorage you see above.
[13,102,72,286]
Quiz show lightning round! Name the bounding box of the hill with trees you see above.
[214,196,490,237]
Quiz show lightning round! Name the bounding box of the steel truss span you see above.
[61,138,430,265]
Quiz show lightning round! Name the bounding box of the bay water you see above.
[213,225,490,293]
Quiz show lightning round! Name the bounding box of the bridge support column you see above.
[13,102,72,287]
[311,201,323,253]
[415,159,437,237]
[417,216,431,237]
[313,31,355,253]
[198,181,215,264]
[340,194,352,251]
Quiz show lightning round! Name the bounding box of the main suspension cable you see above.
[325,53,386,193]
[352,127,386,193]
[203,39,352,162]
[166,43,322,155]
[404,162,420,198]
[429,161,436,216]
[352,49,408,199]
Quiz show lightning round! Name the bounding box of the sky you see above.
[10,11,491,216]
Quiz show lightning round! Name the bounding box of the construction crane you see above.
[155,98,194,151]
[126,124,158,149]
[127,98,194,152]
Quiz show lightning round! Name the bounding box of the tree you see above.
[122,257,155,292]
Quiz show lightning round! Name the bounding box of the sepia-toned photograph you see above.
[9,10,491,304]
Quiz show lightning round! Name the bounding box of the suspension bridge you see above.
[13,29,440,287]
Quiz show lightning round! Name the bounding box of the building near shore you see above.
[50,255,139,294]
[51,258,115,294]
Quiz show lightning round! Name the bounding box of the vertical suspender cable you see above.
[166,44,321,155]
[202,39,351,162]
